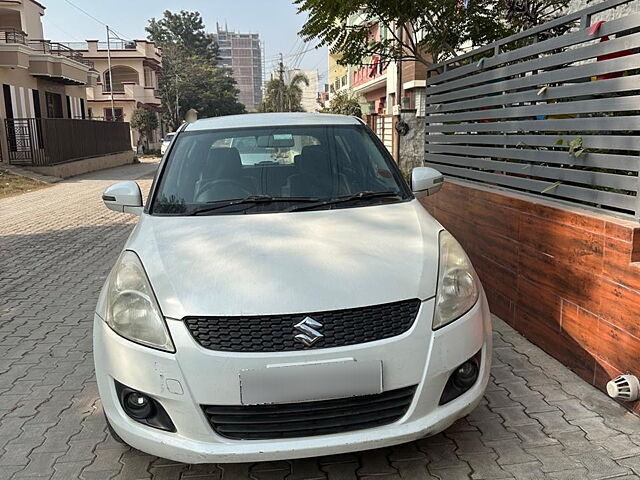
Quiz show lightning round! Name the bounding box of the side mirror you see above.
[102,181,143,215]
[411,167,444,199]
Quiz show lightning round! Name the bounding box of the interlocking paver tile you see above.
[523,445,580,473]
[572,448,632,479]
[506,424,559,447]
[483,439,536,466]
[357,450,397,476]
[427,463,473,480]
[550,399,600,421]
[516,393,559,415]
[528,411,581,434]
[596,434,640,460]
[219,463,251,479]
[391,459,437,479]
[287,458,327,480]
[501,461,546,480]
[3,161,640,480]
[568,416,621,441]
[459,452,513,479]
[389,442,427,462]
[494,406,540,427]
[321,462,359,480]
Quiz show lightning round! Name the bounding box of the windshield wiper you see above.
[286,191,403,212]
[189,196,320,215]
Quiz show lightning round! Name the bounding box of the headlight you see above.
[104,251,175,352]
[433,230,480,329]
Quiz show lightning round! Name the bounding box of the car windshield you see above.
[151,124,410,215]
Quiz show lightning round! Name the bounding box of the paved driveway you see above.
[1,161,640,480]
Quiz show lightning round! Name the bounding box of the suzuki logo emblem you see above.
[293,317,324,347]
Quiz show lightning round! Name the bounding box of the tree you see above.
[323,89,363,117]
[147,10,218,62]
[295,0,513,66]
[261,63,310,112]
[504,0,570,36]
[130,108,159,151]
[146,11,245,129]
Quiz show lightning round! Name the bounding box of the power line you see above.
[62,0,132,41]
[264,45,317,61]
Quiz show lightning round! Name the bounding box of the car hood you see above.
[126,200,442,319]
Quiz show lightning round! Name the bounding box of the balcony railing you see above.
[0,27,27,45]
[27,40,94,69]
[58,41,137,51]
[101,85,126,94]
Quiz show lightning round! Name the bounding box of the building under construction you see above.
[212,24,263,112]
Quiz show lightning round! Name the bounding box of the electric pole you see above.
[278,53,285,112]
[106,26,115,120]
[175,73,180,128]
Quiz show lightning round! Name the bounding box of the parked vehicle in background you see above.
[160,133,176,155]
[95,113,492,463]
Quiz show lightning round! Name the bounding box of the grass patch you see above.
[0,169,50,199]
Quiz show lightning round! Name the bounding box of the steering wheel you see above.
[195,179,253,203]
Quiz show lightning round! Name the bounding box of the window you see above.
[32,89,41,118]
[104,108,124,121]
[151,125,409,215]
[3,85,13,119]
[144,68,154,88]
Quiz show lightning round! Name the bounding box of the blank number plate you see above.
[239,359,382,405]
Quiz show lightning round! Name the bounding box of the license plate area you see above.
[239,359,382,405]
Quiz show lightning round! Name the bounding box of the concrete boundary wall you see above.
[28,151,135,178]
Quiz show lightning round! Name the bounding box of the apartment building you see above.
[65,39,163,150]
[212,24,262,112]
[0,0,97,163]
[328,51,349,95]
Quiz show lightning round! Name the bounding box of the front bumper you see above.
[94,293,492,464]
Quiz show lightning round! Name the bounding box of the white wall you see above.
[567,0,639,19]
[284,69,320,112]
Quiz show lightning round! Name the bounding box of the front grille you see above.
[184,299,421,352]
[202,386,417,440]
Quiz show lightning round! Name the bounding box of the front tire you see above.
[104,414,127,445]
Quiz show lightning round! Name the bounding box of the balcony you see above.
[27,40,94,86]
[27,40,94,69]
[0,28,95,85]
[0,27,30,69]
[0,27,27,45]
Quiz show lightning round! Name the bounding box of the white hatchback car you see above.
[95,113,492,464]
[160,132,176,155]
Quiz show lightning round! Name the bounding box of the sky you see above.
[42,0,329,86]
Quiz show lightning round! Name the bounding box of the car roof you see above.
[183,112,363,132]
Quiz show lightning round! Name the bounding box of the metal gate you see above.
[4,118,45,165]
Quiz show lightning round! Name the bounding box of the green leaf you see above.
[541,181,562,194]
[555,138,564,145]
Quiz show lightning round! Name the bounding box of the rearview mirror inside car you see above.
[257,134,295,148]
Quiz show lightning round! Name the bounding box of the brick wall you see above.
[421,179,640,412]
